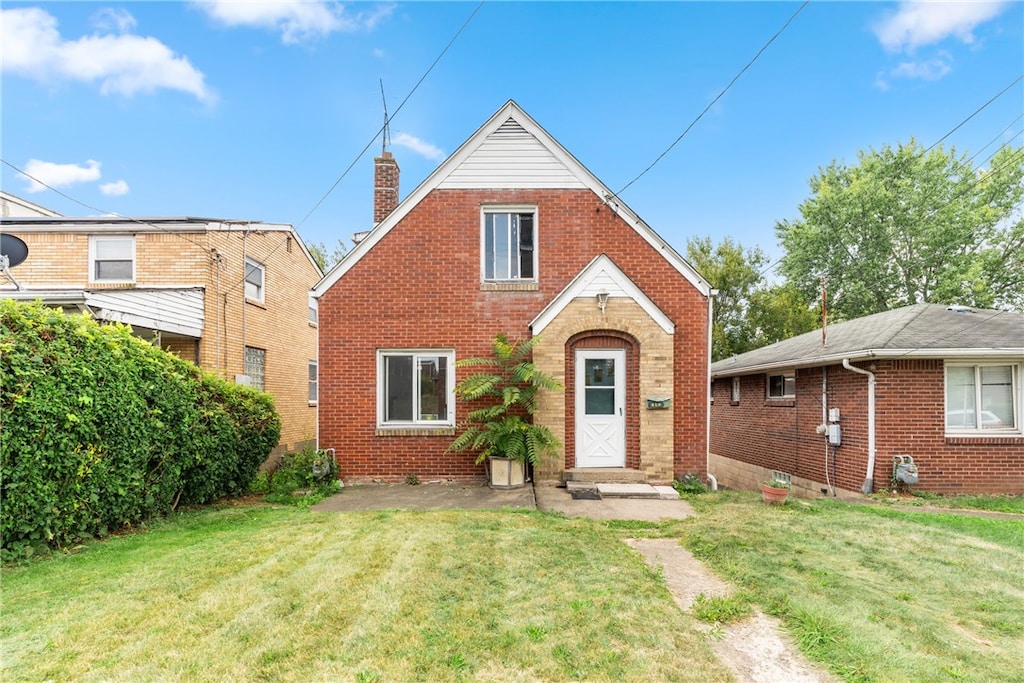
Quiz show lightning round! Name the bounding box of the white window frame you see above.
[481,205,538,282]
[308,359,318,404]
[731,377,741,403]
[945,361,1021,435]
[377,350,455,427]
[89,235,135,283]
[308,293,318,325]
[767,371,796,399]
[245,258,265,303]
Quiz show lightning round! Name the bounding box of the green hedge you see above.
[1,300,280,558]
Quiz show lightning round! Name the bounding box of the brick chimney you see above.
[373,151,399,225]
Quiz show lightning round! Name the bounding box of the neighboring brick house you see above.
[0,208,323,455]
[313,100,714,485]
[709,304,1024,496]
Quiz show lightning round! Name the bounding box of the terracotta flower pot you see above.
[761,483,789,504]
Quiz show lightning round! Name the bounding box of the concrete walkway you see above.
[311,480,695,521]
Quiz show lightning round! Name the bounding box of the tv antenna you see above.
[380,79,391,155]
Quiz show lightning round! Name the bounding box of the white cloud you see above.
[0,7,213,102]
[392,132,445,162]
[22,159,102,194]
[100,180,130,197]
[197,1,395,45]
[877,51,954,89]
[91,8,137,34]
[873,1,1008,52]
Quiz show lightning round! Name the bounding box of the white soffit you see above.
[531,254,674,335]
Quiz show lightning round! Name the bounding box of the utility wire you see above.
[612,0,809,199]
[1,158,216,256]
[924,74,1023,155]
[295,0,485,231]
[223,1,486,295]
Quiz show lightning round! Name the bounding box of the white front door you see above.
[575,349,626,468]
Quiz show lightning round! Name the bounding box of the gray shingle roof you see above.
[710,303,1024,377]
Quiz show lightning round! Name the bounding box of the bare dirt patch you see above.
[626,538,839,683]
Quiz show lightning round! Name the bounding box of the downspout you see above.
[842,358,875,494]
[705,289,719,491]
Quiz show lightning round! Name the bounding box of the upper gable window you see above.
[245,258,265,303]
[89,236,135,283]
[482,207,536,282]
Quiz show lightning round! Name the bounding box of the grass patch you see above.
[2,506,726,682]
[681,491,1024,682]
[871,491,1024,514]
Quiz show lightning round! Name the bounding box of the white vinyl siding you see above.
[89,236,135,283]
[946,363,1020,433]
[378,351,455,427]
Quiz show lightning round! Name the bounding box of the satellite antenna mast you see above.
[380,79,391,155]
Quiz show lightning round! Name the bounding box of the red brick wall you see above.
[319,188,709,482]
[711,359,1024,495]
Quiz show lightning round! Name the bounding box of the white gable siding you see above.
[439,118,587,190]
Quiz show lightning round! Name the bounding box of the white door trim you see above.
[575,348,626,468]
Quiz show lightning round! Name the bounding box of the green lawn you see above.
[2,493,1022,682]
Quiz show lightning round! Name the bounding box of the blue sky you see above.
[2,1,1021,267]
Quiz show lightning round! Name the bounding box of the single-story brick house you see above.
[709,303,1024,496]
[313,100,714,485]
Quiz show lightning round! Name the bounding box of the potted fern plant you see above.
[448,333,563,489]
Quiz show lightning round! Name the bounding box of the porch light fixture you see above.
[597,289,609,313]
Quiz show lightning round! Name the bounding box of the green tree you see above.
[747,283,820,349]
[776,141,1024,320]
[308,238,348,272]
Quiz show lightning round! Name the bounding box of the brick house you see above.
[313,100,714,485]
[0,207,323,454]
[709,304,1024,496]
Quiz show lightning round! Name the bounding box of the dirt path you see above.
[626,538,839,683]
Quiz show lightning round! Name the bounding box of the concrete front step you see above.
[566,481,680,501]
[563,468,646,484]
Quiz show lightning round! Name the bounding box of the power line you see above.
[1,158,216,256]
[295,1,485,231]
[223,2,486,296]
[924,74,1023,155]
[612,0,809,199]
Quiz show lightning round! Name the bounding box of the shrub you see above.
[262,447,339,507]
[0,300,281,558]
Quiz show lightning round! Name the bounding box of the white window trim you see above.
[731,377,741,403]
[88,235,135,284]
[308,292,318,326]
[767,371,796,399]
[944,361,1021,436]
[245,257,265,303]
[377,349,455,427]
[308,359,318,405]
[480,205,538,283]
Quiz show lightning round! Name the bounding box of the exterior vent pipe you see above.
[842,359,875,494]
